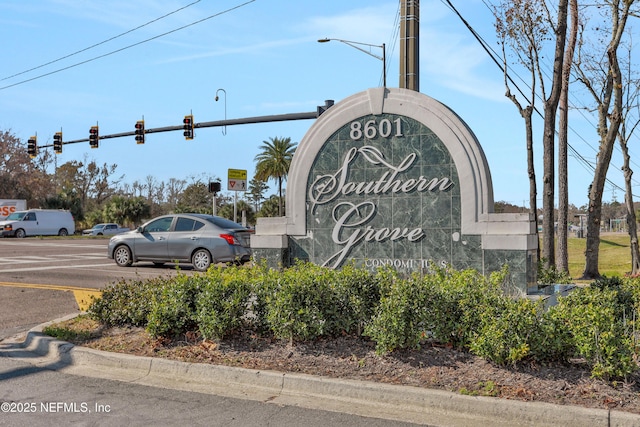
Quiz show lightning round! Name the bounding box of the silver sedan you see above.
[107,213,252,271]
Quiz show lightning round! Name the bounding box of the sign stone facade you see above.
[251,88,538,294]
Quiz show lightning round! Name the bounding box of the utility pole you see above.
[399,0,420,91]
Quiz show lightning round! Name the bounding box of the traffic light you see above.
[183,115,194,140]
[89,126,99,148]
[135,120,145,144]
[53,132,63,154]
[27,136,37,158]
[208,182,221,193]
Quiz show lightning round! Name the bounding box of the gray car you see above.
[107,213,252,271]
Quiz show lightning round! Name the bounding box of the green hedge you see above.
[87,263,640,380]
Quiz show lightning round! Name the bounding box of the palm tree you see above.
[254,136,297,216]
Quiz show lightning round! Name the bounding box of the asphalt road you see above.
[0,237,192,339]
[0,238,193,288]
[0,348,420,427]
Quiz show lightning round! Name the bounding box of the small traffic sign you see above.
[228,169,247,191]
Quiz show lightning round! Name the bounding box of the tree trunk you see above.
[541,0,569,269]
[582,54,624,279]
[524,111,539,260]
[556,0,578,273]
[277,176,283,216]
[621,140,640,275]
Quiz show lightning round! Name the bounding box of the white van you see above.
[0,209,75,238]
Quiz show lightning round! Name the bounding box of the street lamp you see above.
[318,38,386,87]
[214,88,227,135]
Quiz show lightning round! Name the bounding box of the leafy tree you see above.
[254,137,297,216]
[0,130,53,205]
[494,201,526,214]
[247,175,269,213]
[258,195,283,218]
[43,190,83,221]
[55,157,121,214]
[102,196,151,227]
[175,182,210,214]
[217,200,255,225]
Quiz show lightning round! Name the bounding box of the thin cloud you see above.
[301,4,397,46]
[154,37,311,64]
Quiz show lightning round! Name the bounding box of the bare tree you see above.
[574,0,637,279]
[492,0,569,269]
[165,178,187,212]
[493,0,543,237]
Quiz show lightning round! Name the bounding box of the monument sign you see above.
[251,88,537,294]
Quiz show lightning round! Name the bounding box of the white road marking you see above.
[0,263,114,273]
[0,254,107,264]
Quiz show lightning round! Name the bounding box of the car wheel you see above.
[97,232,103,236]
[114,245,133,267]
[15,229,26,238]
[58,228,68,236]
[192,249,212,271]
[153,262,165,267]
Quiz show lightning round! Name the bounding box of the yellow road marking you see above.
[0,281,102,312]
[72,290,103,311]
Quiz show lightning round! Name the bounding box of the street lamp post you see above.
[214,88,227,135]
[318,38,386,87]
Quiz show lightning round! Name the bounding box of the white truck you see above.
[82,223,130,236]
[0,199,27,220]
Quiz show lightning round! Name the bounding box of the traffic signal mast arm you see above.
[33,101,333,149]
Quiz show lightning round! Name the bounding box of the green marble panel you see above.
[483,249,529,295]
[303,114,462,272]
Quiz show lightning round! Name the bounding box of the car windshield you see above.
[6,212,26,221]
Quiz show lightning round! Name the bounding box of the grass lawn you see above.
[566,232,633,279]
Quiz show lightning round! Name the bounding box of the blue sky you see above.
[1,0,636,209]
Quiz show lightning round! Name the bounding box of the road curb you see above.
[4,320,640,427]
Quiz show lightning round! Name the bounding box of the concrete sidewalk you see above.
[2,316,640,427]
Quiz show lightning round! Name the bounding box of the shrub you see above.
[365,269,435,354]
[550,286,637,380]
[365,265,510,355]
[263,262,336,342]
[86,261,640,380]
[436,266,508,348]
[146,273,203,338]
[247,261,282,334]
[469,297,545,365]
[195,267,252,340]
[328,262,381,336]
[538,258,572,285]
[88,277,167,326]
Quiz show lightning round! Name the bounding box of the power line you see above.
[0,0,202,82]
[442,0,638,200]
[381,2,401,87]
[0,0,256,91]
